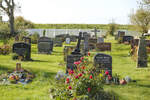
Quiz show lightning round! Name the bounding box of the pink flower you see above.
[88,88,91,92]
[105,70,109,75]
[75,76,79,79]
[68,86,72,90]
[89,75,93,79]
[80,57,84,61]
[69,70,74,75]
[74,61,81,65]
[66,78,70,82]
[88,52,90,56]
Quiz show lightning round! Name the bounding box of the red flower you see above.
[75,75,79,79]
[88,88,91,92]
[66,78,70,82]
[108,75,112,80]
[78,73,82,77]
[74,61,81,65]
[89,75,93,79]
[68,86,72,90]
[81,66,85,69]
[80,57,84,61]
[88,52,90,56]
[105,70,109,75]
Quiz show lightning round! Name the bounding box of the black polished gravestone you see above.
[94,53,112,76]
[12,42,31,60]
[123,36,134,44]
[38,37,53,54]
[66,32,83,73]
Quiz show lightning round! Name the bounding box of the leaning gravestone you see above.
[38,37,53,54]
[96,43,111,51]
[12,42,31,60]
[94,53,112,76]
[122,36,134,44]
[97,37,104,43]
[66,38,71,44]
[66,32,83,73]
[137,37,147,68]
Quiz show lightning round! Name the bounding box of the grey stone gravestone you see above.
[12,42,31,60]
[83,32,89,55]
[64,46,75,62]
[97,37,104,43]
[38,37,53,54]
[122,36,134,44]
[94,53,112,76]
[137,37,147,68]
[66,32,83,73]
[66,38,71,44]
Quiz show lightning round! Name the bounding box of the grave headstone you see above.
[12,42,31,60]
[91,27,100,38]
[70,35,77,42]
[82,32,89,55]
[94,53,112,76]
[122,36,134,44]
[65,38,71,44]
[66,32,83,73]
[96,43,111,51]
[88,38,97,50]
[137,37,147,67]
[97,37,104,43]
[117,31,125,43]
[54,38,63,47]
[64,46,75,61]
[38,37,53,54]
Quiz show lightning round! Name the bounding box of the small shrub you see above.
[0,45,11,55]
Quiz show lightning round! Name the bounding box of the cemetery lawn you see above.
[0,37,150,100]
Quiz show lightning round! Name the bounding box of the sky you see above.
[2,0,139,24]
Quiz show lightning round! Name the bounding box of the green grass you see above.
[0,37,150,100]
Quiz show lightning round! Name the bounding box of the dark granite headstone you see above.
[123,36,134,44]
[137,37,147,67]
[12,42,31,60]
[96,43,111,51]
[66,32,83,73]
[94,53,112,76]
[38,37,53,54]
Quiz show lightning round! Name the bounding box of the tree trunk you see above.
[9,8,15,36]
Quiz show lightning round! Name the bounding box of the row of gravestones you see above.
[115,31,134,44]
[66,32,112,76]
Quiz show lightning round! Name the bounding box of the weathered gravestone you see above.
[64,46,75,61]
[38,37,53,54]
[82,32,89,55]
[117,31,125,43]
[94,53,112,76]
[96,43,111,51]
[88,38,97,50]
[137,37,147,68]
[22,37,31,44]
[97,37,104,43]
[66,32,83,73]
[12,42,31,60]
[122,36,134,44]
[65,38,71,44]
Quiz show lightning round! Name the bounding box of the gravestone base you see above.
[66,54,83,73]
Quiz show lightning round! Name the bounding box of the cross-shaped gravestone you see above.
[91,27,100,38]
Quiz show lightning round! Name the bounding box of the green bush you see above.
[30,32,40,44]
[0,45,11,55]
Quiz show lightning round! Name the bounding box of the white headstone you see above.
[66,38,70,44]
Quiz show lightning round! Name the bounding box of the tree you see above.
[130,8,150,34]
[0,0,16,36]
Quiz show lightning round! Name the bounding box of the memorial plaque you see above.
[122,36,134,44]
[96,43,111,51]
[38,37,53,54]
[94,53,112,76]
[12,42,31,60]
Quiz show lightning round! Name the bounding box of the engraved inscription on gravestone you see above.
[94,53,112,76]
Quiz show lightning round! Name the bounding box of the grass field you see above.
[0,36,150,100]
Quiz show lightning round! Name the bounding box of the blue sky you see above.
[3,0,139,24]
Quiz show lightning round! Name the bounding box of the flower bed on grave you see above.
[0,45,11,55]
[50,53,119,100]
[0,63,35,85]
